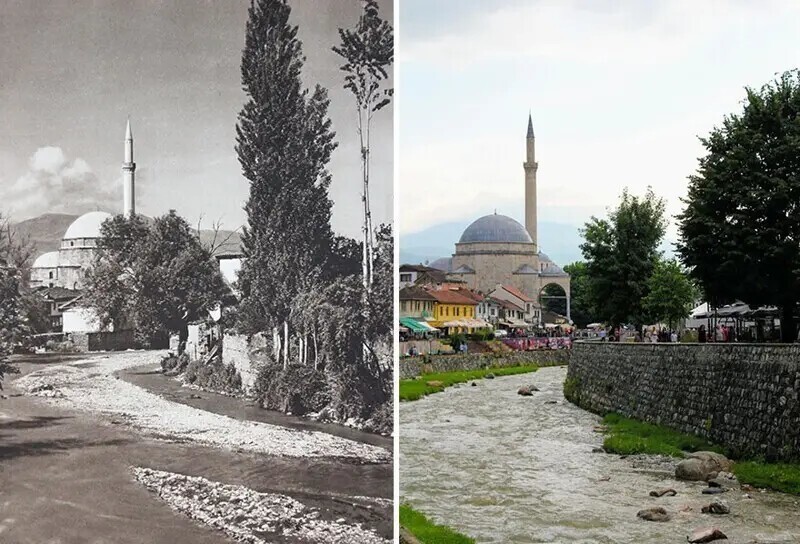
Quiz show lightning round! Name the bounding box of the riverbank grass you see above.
[399,365,538,402]
[601,413,723,457]
[400,504,475,544]
[733,461,800,495]
[601,413,800,495]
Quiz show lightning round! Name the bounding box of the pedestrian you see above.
[699,325,706,343]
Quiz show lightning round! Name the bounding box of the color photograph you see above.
[398,1,800,543]
[0,1,393,542]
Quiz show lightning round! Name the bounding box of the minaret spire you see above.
[123,118,136,216]
[524,112,538,250]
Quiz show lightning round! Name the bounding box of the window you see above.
[70,241,74,247]
[400,273,412,283]
[49,271,54,279]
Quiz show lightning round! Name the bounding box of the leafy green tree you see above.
[677,70,800,342]
[580,188,667,330]
[642,259,697,329]
[562,262,594,328]
[85,211,227,351]
[333,0,393,290]
[235,0,337,363]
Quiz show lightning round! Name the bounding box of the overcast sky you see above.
[0,0,393,238]
[398,0,800,243]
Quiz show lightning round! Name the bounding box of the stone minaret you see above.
[524,113,538,249]
[123,119,136,216]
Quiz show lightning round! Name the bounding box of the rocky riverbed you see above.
[133,467,390,544]
[400,366,800,543]
[15,351,390,463]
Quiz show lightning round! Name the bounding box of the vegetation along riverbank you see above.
[399,365,539,401]
[399,505,475,544]
[601,413,800,495]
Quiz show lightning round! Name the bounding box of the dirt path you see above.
[1,352,391,543]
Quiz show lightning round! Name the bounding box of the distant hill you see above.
[11,213,78,256]
[12,213,243,259]
[400,220,585,267]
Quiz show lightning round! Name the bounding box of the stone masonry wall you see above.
[222,333,260,394]
[566,342,800,461]
[399,349,570,379]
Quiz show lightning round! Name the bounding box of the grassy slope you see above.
[601,413,800,495]
[400,505,475,544]
[399,365,538,402]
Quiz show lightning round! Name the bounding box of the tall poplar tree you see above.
[333,0,393,291]
[235,0,337,360]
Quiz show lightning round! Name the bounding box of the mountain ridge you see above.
[11,213,243,259]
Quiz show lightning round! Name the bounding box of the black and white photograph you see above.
[0,1,393,542]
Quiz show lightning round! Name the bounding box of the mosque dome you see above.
[63,211,113,240]
[32,251,59,269]
[459,214,532,244]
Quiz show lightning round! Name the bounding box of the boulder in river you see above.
[517,386,534,396]
[485,373,495,379]
[701,500,730,515]
[675,452,733,481]
[637,506,670,522]
[649,488,677,497]
[688,526,728,542]
[471,382,477,387]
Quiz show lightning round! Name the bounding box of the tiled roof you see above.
[41,286,82,301]
[487,296,525,312]
[426,288,478,305]
[399,286,436,301]
[499,284,535,302]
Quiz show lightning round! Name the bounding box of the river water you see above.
[400,366,800,543]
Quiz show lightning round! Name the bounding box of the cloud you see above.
[400,0,800,69]
[1,146,121,220]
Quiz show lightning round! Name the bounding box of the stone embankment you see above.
[566,342,800,461]
[399,349,570,379]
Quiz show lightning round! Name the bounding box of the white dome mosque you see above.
[30,121,136,291]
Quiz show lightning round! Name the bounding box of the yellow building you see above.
[428,288,486,334]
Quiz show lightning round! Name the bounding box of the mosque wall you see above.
[30,266,59,288]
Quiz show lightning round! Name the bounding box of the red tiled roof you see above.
[426,288,478,305]
[499,284,535,302]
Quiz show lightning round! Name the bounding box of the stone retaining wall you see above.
[566,342,800,461]
[399,349,570,379]
[221,333,263,394]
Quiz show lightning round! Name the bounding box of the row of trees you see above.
[233,0,393,423]
[575,70,800,341]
